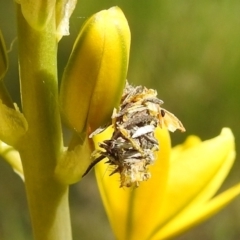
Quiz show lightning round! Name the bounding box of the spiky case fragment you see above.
[84,82,185,187]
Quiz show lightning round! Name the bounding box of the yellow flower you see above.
[94,127,240,240]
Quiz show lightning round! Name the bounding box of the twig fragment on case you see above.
[84,82,185,187]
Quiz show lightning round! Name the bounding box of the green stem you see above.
[16,6,72,240]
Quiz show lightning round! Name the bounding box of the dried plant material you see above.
[84,82,185,187]
[56,0,77,40]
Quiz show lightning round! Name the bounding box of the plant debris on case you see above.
[83,82,185,187]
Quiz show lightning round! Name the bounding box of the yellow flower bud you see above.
[59,6,131,135]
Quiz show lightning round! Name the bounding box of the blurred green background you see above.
[1,0,240,239]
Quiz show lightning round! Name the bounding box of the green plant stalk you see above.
[16,5,72,240]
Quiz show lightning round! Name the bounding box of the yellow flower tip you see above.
[210,127,235,163]
[172,127,234,161]
[182,135,202,148]
[60,6,130,135]
[171,135,201,162]
[219,127,234,140]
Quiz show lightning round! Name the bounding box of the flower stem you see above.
[16,5,72,240]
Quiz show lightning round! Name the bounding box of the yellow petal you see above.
[148,128,236,239]
[154,183,240,239]
[94,127,132,240]
[171,135,201,162]
[95,127,171,240]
